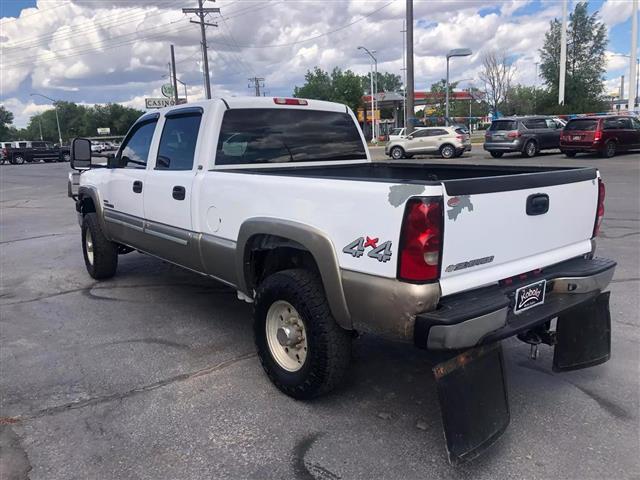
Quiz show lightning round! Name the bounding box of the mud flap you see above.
[553,291,611,372]
[432,342,509,465]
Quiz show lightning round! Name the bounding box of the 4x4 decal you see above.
[342,236,393,263]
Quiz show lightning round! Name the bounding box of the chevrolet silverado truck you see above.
[68,97,615,464]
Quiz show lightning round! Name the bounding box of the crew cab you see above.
[7,140,70,164]
[68,97,615,463]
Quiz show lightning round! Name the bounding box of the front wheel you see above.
[489,151,503,158]
[254,269,351,400]
[12,155,25,165]
[81,213,118,279]
[390,146,405,160]
[440,144,456,159]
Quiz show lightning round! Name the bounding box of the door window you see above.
[156,113,202,171]
[118,119,158,169]
[411,129,430,138]
[617,118,632,129]
[523,119,547,129]
[631,117,640,130]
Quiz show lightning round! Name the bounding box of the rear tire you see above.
[81,213,118,280]
[390,146,405,160]
[440,144,456,159]
[522,140,537,158]
[600,141,616,158]
[489,151,503,158]
[12,155,25,165]
[253,269,351,400]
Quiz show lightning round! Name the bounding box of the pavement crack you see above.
[0,232,74,245]
[13,352,256,422]
[599,231,639,240]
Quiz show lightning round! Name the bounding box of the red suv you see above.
[560,116,640,158]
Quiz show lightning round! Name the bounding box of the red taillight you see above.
[273,97,308,105]
[398,198,443,282]
[593,129,602,142]
[593,178,605,237]
[456,134,464,141]
[507,130,521,138]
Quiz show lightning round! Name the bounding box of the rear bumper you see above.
[483,140,522,152]
[560,142,601,153]
[414,257,616,350]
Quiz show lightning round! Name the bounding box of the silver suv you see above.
[483,116,566,158]
[385,126,471,159]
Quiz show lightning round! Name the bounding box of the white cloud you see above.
[600,0,634,29]
[0,0,633,127]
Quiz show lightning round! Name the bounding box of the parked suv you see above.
[484,116,565,158]
[560,116,640,158]
[385,126,471,159]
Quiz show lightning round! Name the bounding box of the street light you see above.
[30,92,63,145]
[445,48,472,125]
[162,74,188,102]
[610,53,639,108]
[358,46,378,143]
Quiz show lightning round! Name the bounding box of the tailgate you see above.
[439,168,598,297]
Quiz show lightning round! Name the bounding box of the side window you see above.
[412,130,430,138]
[118,120,158,169]
[617,118,632,129]
[156,113,202,171]
[631,118,640,130]
[603,119,617,130]
[432,129,448,136]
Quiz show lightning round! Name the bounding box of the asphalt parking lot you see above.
[1,148,639,479]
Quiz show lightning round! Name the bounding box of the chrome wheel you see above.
[84,228,94,266]
[14,155,25,165]
[526,141,536,157]
[441,145,455,159]
[265,300,307,372]
[391,147,404,159]
[63,153,71,162]
[606,142,616,158]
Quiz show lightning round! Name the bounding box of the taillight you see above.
[507,131,521,138]
[593,178,605,237]
[456,134,464,141]
[398,198,443,282]
[594,129,602,142]
[274,97,308,105]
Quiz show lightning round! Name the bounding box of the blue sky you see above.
[1,0,637,127]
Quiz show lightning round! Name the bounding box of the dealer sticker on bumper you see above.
[514,279,547,314]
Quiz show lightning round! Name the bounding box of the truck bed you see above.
[221,162,597,195]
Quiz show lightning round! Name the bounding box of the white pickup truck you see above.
[69,97,615,463]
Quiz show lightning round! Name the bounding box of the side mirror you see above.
[70,138,92,170]
[407,135,414,140]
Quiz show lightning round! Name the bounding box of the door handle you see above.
[132,180,143,193]
[172,186,186,200]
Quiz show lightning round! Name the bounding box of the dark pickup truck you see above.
[3,141,71,164]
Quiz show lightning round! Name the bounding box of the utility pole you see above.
[558,0,568,105]
[401,20,407,129]
[170,45,179,104]
[183,1,219,99]
[620,75,625,110]
[248,77,265,97]
[629,0,638,110]
[405,0,414,135]
[38,117,43,141]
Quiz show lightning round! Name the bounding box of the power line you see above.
[2,18,189,67]
[1,22,194,69]
[2,1,176,50]
[0,1,70,25]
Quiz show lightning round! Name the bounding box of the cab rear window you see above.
[489,120,517,131]
[565,119,599,131]
[215,108,366,166]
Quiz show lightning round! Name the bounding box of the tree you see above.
[539,1,608,112]
[501,85,551,116]
[293,67,364,111]
[360,72,402,94]
[479,52,515,116]
[0,106,14,139]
